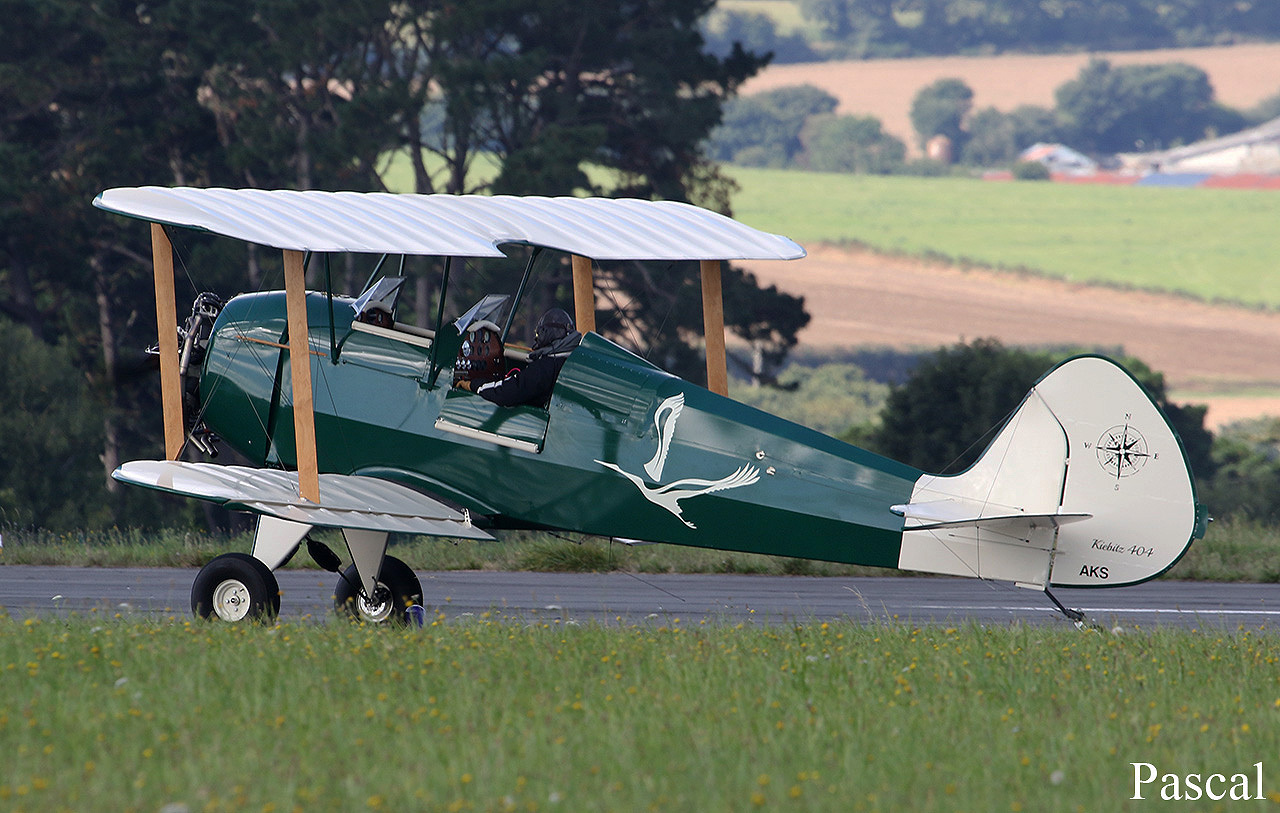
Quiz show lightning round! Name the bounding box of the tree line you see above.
[803,0,1280,57]
[712,60,1280,172]
[0,0,808,529]
[708,0,1280,62]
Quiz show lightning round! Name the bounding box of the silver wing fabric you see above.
[113,460,493,539]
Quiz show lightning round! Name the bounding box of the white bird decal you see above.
[597,461,760,529]
[643,394,684,480]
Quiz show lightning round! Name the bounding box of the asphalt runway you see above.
[1,565,1277,629]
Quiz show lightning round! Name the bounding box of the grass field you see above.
[3,616,1278,812]
[3,516,1277,582]
[727,169,1280,308]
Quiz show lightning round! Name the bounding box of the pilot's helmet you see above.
[534,308,575,349]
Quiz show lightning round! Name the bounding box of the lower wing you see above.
[113,460,494,540]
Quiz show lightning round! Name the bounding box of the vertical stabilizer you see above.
[1039,357,1202,586]
[895,356,1201,587]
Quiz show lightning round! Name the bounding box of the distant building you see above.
[925,134,953,164]
[1018,142,1098,175]
[1130,117,1280,174]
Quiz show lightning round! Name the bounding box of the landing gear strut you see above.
[1045,588,1089,628]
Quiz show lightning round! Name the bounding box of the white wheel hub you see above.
[212,579,252,622]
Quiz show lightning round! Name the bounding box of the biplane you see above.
[94,187,1205,624]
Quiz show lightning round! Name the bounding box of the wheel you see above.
[191,553,281,622]
[333,555,423,624]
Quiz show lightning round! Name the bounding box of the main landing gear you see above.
[332,556,423,624]
[190,519,424,624]
[191,553,281,622]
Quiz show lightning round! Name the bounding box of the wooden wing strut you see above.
[571,254,597,334]
[282,249,321,503]
[700,259,728,396]
[150,224,185,460]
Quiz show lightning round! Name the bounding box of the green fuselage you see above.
[200,291,919,568]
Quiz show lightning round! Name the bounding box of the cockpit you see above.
[345,275,564,453]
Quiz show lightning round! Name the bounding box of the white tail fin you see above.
[895,356,1203,587]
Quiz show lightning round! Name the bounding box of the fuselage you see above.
[199,291,920,567]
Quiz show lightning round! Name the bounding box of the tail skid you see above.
[894,356,1203,589]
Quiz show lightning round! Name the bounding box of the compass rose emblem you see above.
[1096,424,1150,479]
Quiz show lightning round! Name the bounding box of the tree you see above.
[731,362,888,437]
[1249,90,1280,126]
[909,78,973,151]
[799,0,857,39]
[802,114,906,174]
[961,104,1058,166]
[1201,419,1280,524]
[1055,59,1224,154]
[585,257,809,387]
[791,0,1280,58]
[400,0,766,202]
[720,265,810,384]
[0,322,110,529]
[0,0,231,501]
[961,107,1018,167]
[703,10,817,64]
[177,0,403,191]
[381,0,803,384]
[710,85,839,167]
[799,0,903,56]
[869,339,1056,472]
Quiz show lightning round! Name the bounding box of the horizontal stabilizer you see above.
[114,460,494,540]
[892,501,1092,532]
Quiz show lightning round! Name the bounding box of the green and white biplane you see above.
[95,187,1206,624]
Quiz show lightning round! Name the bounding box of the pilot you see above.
[455,308,581,408]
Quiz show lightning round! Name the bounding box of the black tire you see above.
[191,553,281,622]
[333,555,423,624]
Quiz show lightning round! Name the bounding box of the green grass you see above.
[1171,518,1280,582]
[2,517,1276,582]
[0,528,234,568]
[0,527,884,577]
[728,169,1280,308]
[3,616,1279,812]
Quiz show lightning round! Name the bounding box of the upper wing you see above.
[93,188,806,262]
[113,460,494,540]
